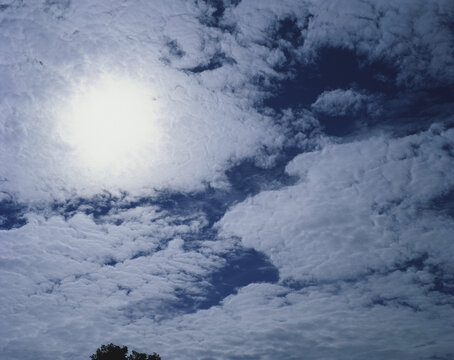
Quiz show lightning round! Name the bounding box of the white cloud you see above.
[303,0,454,87]
[2,0,452,200]
[91,278,454,360]
[0,0,282,201]
[225,0,454,88]
[1,1,453,359]
[220,126,454,282]
[311,88,381,117]
[0,205,240,359]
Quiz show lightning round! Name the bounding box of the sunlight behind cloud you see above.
[60,75,160,174]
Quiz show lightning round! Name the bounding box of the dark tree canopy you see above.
[90,343,161,360]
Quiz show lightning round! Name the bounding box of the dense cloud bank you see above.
[1,0,454,359]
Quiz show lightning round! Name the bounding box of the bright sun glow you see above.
[61,76,160,173]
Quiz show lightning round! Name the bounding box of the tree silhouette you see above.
[90,343,161,360]
[129,350,161,360]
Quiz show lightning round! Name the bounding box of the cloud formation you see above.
[221,126,454,280]
[0,0,453,359]
[311,88,380,117]
[303,0,454,87]
[0,0,280,200]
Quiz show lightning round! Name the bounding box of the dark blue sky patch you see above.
[442,143,454,159]
[117,285,132,296]
[51,191,118,220]
[260,47,401,136]
[130,248,161,260]
[314,113,363,137]
[149,189,228,225]
[394,86,454,118]
[265,15,309,72]
[197,0,241,30]
[280,271,377,293]
[0,199,27,230]
[369,295,422,312]
[198,247,279,309]
[391,254,454,297]
[122,246,279,321]
[201,0,226,21]
[37,278,63,295]
[431,273,454,296]
[103,257,119,267]
[109,188,230,228]
[166,39,185,58]
[262,46,454,137]
[427,188,454,219]
[393,253,428,272]
[184,52,236,73]
[225,154,300,198]
[160,38,187,66]
[264,47,398,111]
[274,16,306,48]
[48,189,227,226]
[425,263,454,296]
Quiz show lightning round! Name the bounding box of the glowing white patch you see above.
[61,76,160,175]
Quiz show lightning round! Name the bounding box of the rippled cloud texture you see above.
[1,1,454,359]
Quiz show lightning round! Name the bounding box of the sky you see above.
[1,0,454,359]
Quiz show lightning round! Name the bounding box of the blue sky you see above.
[1,0,454,359]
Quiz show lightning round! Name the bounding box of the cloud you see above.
[0,205,237,357]
[94,278,454,360]
[311,88,381,117]
[303,0,454,88]
[226,0,454,90]
[0,0,283,201]
[210,126,454,359]
[220,126,454,282]
[0,200,280,359]
[1,1,453,359]
[2,0,453,200]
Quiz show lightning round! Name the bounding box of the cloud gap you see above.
[0,198,27,230]
[184,52,236,73]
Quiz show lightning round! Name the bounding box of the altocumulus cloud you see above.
[0,0,279,199]
[1,0,454,360]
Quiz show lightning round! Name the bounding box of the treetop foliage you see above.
[90,343,161,360]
